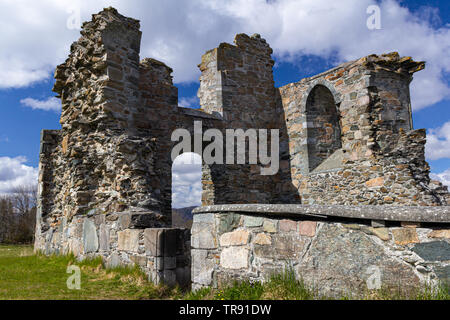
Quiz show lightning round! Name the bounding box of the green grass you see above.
[0,245,448,300]
[186,271,317,300]
[0,244,181,300]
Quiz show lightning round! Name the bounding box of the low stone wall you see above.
[34,211,191,287]
[191,204,450,297]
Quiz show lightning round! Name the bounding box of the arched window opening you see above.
[306,85,341,172]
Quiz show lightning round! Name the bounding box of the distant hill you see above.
[172,206,196,228]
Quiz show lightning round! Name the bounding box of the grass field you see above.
[0,244,182,300]
[0,244,448,300]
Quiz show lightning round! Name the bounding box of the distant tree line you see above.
[0,185,37,244]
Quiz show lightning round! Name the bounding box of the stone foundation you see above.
[34,211,190,287]
[191,204,450,298]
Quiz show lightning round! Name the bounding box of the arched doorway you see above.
[171,152,202,228]
[305,85,341,172]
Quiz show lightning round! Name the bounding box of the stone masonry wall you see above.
[35,8,450,290]
[198,33,298,204]
[191,206,450,298]
[35,209,190,287]
[279,53,450,206]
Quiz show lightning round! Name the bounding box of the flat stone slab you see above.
[411,241,450,261]
[193,204,450,223]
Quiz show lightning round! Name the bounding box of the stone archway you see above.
[305,85,342,172]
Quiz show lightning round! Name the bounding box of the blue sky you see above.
[0,0,449,206]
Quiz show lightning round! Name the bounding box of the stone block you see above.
[298,223,421,298]
[217,213,241,234]
[220,247,249,269]
[392,228,419,245]
[367,227,390,241]
[298,221,317,237]
[119,213,131,229]
[280,219,297,232]
[263,219,277,233]
[253,233,272,245]
[365,177,384,187]
[219,229,250,246]
[371,220,386,227]
[164,229,177,256]
[244,216,263,227]
[411,241,450,261]
[130,213,159,228]
[117,229,140,252]
[144,228,164,256]
[191,222,216,249]
[99,224,109,251]
[428,229,450,239]
[82,219,98,253]
[255,233,308,259]
[401,222,421,228]
[192,249,214,286]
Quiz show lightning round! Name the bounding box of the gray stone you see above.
[119,214,131,229]
[298,223,420,298]
[217,213,241,234]
[99,224,109,251]
[191,222,216,249]
[82,219,98,253]
[192,249,215,286]
[117,229,140,252]
[193,204,450,224]
[144,228,164,256]
[244,216,263,227]
[411,241,450,262]
[220,247,249,269]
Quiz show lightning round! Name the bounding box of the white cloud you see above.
[425,121,450,161]
[0,0,449,110]
[179,96,200,108]
[430,169,450,188]
[20,97,61,112]
[172,152,202,208]
[0,156,38,195]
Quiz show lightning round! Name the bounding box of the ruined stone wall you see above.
[35,7,450,289]
[198,34,298,204]
[191,205,450,297]
[280,53,450,206]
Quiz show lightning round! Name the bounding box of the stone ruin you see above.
[35,8,450,296]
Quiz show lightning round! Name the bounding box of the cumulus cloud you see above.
[20,97,61,112]
[430,169,450,188]
[179,96,200,108]
[172,152,202,208]
[425,121,450,161]
[0,156,38,195]
[0,0,449,110]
